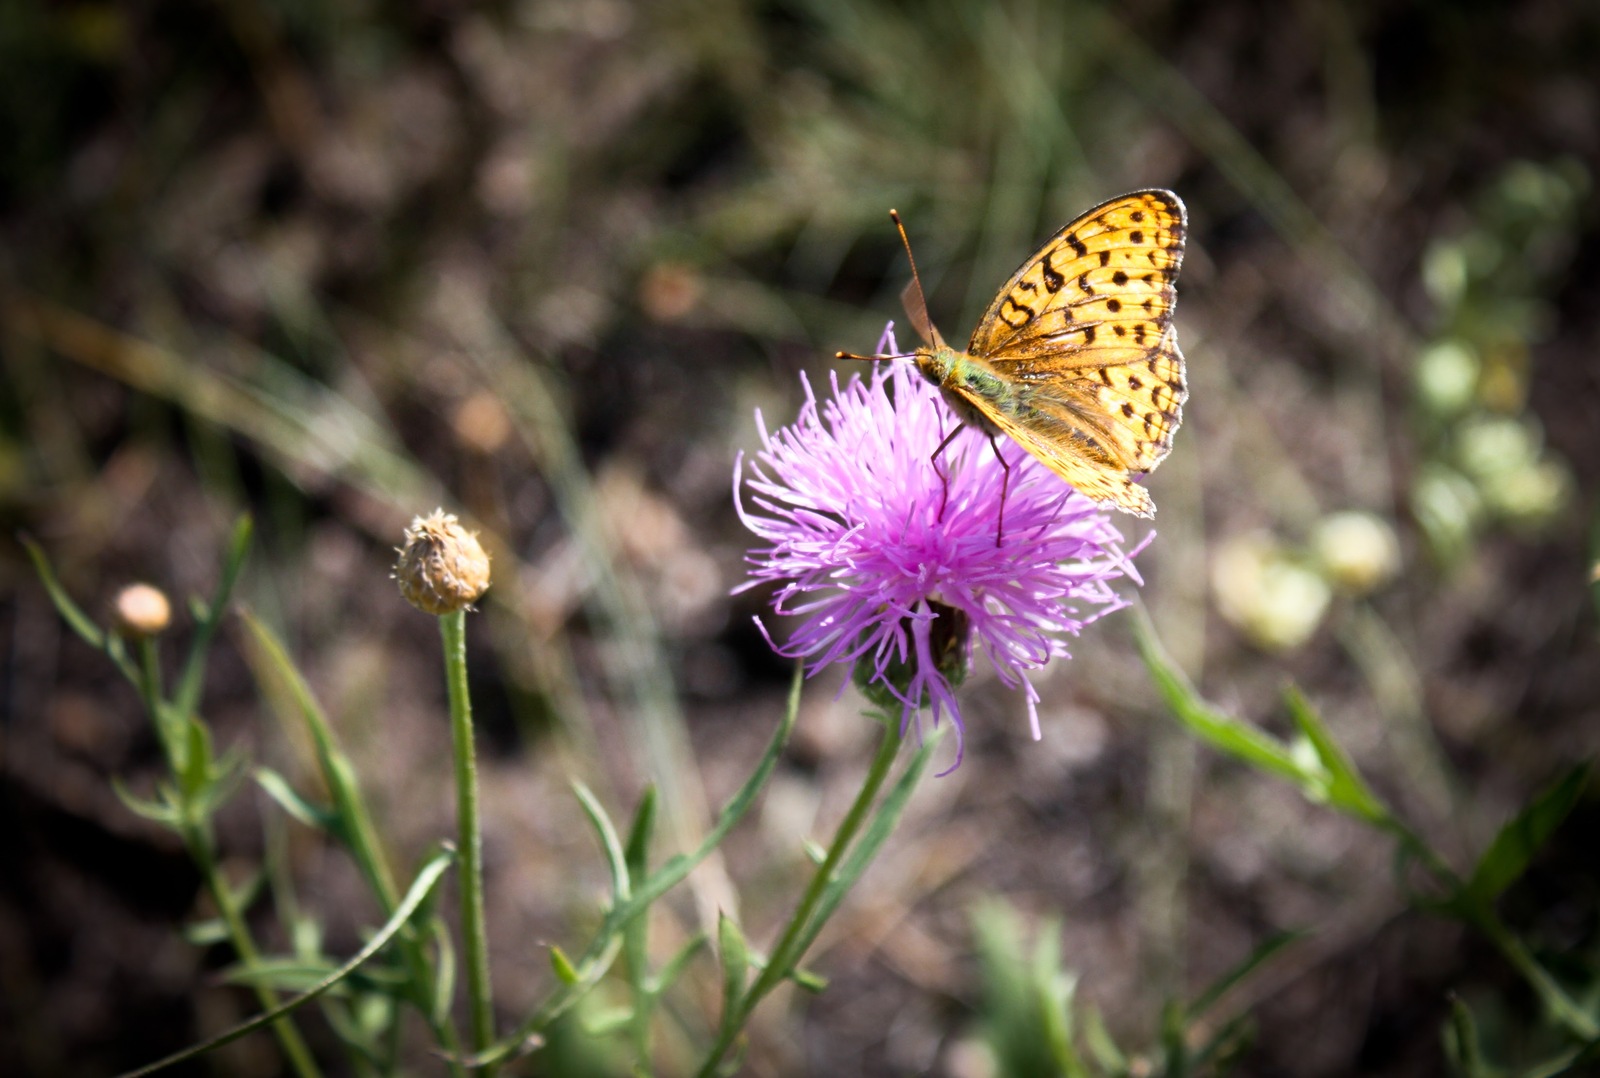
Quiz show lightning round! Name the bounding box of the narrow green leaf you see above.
[716,913,751,1033]
[1283,685,1389,825]
[1082,1004,1128,1077]
[172,515,253,724]
[182,918,230,947]
[649,933,707,997]
[580,1007,635,1037]
[116,845,453,1078]
[549,945,580,986]
[1190,1010,1255,1072]
[239,610,399,904]
[1466,764,1590,906]
[255,769,337,832]
[1134,611,1310,787]
[111,777,180,827]
[624,785,658,879]
[572,780,631,903]
[1187,929,1306,1019]
[802,729,940,950]
[178,717,214,800]
[630,660,802,913]
[431,922,456,1026]
[218,959,345,994]
[1442,996,1497,1078]
[788,967,827,993]
[20,534,106,649]
[469,663,804,1069]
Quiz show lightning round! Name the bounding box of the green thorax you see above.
[915,343,1020,433]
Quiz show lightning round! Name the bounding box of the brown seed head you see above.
[395,510,491,615]
[114,583,172,638]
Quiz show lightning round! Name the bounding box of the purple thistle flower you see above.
[734,326,1148,770]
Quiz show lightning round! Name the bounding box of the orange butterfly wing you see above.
[957,190,1188,516]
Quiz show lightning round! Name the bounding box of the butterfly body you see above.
[848,191,1189,520]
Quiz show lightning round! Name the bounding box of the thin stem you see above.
[695,713,905,1078]
[183,819,324,1078]
[442,611,495,1072]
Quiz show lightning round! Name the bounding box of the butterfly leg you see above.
[986,432,1012,547]
[929,422,965,523]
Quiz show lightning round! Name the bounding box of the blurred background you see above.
[2,0,1598,1074]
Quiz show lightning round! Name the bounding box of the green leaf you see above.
[20,534,106,649]
[1466,765,1589,907]
[182,917,230,947]
[111,777,180,827]
[1082,1004,1128,1077]
[1442,996,1499,1078]
[550,945,580,986]
[218,958,345,995]
[580,1006,635,1037]
[628,660,801,914]
[1187,929,1306,1019]
[118,845,453,1078]
[716,913,751,1034]
[177,716,215,800]
[172,515,253,724]
[572,780,631,904]
[1283,685,1390,825]
[1134,611,1309,787]
[788,966,827,993]
[255,768,337,832]
[650,934,707,997]
[624,785,657,880]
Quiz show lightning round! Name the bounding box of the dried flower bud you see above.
[395,510,491,615]
[114,583,171,638]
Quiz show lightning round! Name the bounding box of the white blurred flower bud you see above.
[1313,511,1401,596]
[1212,533,1332,652]
[114,583,171,638]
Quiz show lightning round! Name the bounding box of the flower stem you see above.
[441,610,495,1072]
[184,819,324,1078]
[695,712,905,1078]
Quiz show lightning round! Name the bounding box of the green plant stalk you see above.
[1379,818,1598,1042]
[182,817,324,1078]
[442,611,495,1071]
[130,635,322,1078]
[240,612,465,1071]
[695,712,906,1078]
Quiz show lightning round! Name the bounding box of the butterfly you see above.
[839,190,1188,528]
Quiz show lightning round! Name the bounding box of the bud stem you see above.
[441,610,496,1072]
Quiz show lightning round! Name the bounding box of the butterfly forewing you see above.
[947,190,1187,515]
[968,190,1185,363]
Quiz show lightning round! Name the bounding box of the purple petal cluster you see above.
[735,327,1147,768]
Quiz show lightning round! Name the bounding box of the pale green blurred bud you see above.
[1412,464,1483,564]
[1212,533,1332,652]
[1422,240,1469,309]
[1313,511,1401,596]
[1480,458,1572,526]
[1414,341,1479,417]
[1457,415,1540,484]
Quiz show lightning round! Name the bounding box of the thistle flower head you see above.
[395,510,491,615]
[735,327,1146,769]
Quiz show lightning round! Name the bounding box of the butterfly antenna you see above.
[890,209,938,346]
